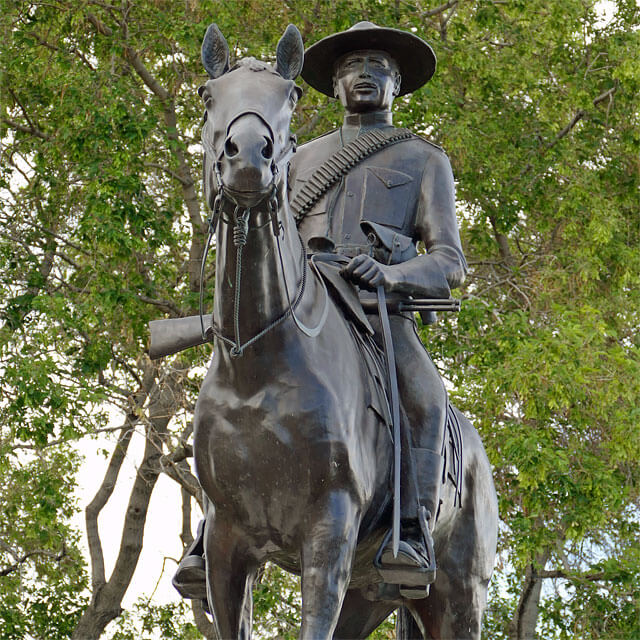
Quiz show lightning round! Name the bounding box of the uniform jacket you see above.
[289,126,467,300]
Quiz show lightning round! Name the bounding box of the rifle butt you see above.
[149,315,212,360]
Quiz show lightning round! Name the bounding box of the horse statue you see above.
[190,22,498,639]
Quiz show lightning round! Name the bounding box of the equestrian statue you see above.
[149,21,498,640]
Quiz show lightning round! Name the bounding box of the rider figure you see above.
[173,21,467,600]
[292,22,466,597]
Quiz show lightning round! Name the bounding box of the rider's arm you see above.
[386,149,467,297]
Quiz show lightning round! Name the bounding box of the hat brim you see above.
[301,26,436,97]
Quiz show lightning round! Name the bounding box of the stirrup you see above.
[172,521,207,600]
[374,509,436,596]
[172,555,207,600]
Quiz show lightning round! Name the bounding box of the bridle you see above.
[199,111,328,357]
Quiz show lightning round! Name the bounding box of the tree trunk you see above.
[508,551,550,640]
[72,361,186,639]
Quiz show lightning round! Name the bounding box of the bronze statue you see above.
[159,21,498,639]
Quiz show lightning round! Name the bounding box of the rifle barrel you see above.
[360,298,461,313]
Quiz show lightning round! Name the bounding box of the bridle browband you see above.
[199,111,328,357]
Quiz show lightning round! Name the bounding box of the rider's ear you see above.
[393,72,401,97]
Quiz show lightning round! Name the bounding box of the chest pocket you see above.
[360,166,414,230]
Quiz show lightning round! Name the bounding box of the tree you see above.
[1,1,638,638]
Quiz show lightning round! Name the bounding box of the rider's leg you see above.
[394,316,447,527]
[373,315,447,594]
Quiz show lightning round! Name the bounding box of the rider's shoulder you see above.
[292,129,341,171]
[297,128,340,152]
[407,131,447,155]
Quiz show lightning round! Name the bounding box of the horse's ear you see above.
[202,23,230,79]
[275,24,304,80]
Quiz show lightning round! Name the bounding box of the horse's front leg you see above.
[204,509,257,640]
[299,490,361,639]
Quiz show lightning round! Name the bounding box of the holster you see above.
[361,221,417,265]
[361,221,437,324]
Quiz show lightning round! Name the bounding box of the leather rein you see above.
[199,112,328,357]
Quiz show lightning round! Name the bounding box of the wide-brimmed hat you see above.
[302,21,436,97]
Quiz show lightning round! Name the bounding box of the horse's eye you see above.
[290,86,302,104]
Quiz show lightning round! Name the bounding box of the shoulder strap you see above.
[291,127,413,223]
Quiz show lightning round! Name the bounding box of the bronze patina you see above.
[158,22,498,640]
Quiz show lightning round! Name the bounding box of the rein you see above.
[199,129,328,357]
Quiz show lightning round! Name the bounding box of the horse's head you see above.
[199,24,303,209]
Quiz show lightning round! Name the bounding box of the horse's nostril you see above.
[262,137,273,160]
[224,138,239,157]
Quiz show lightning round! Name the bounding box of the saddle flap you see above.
[312,258,374,336]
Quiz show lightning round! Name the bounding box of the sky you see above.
[75,427,201,613]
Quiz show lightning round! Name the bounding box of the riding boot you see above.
[376,448,443,598]
[400,447,444,598]
[412,447,445,530]
[172,519,208,600]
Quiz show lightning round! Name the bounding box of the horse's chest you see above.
[194,377,364,528]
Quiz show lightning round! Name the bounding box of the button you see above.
[347,191,354,197]
[345,233,351,239]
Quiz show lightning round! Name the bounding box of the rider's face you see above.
[333,50,400,114]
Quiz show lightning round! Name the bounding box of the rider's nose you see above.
[359,61,372,76]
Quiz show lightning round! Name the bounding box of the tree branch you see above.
[74,359,187,639]
[144,162,194,186]
[421,0,458,18]
[0,545,67,577]
[1,116,49,141]
[538,569,609,581]
[84,422,136,594]
[517,84,619,181]
[86,10,206,296]
[508,550,550,640]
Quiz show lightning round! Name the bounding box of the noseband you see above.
[199,111,328,357]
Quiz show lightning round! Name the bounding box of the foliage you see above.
[110,599,202,640]
[1,0,639,638]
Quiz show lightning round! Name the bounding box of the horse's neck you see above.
[213,193,304,343]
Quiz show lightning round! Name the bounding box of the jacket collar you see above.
[342,110,393,144]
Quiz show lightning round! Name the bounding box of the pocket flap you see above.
[367,166,413,189]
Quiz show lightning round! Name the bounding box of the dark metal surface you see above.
[166,22,498,640]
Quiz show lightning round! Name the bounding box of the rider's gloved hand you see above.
[341,254,399,291]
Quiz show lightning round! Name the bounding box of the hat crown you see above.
[349,21,378,31]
